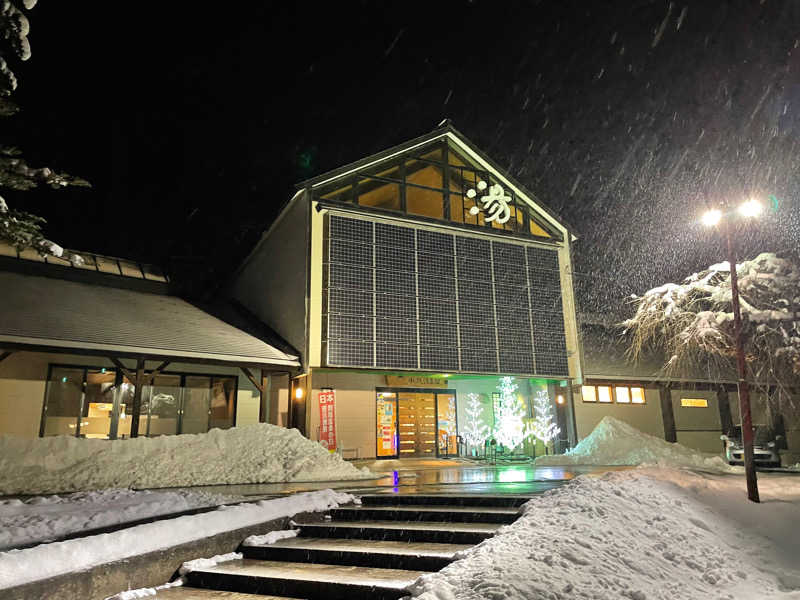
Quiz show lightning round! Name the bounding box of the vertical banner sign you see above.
[318,390,337,452]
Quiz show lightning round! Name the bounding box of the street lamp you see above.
[701,200,761,503]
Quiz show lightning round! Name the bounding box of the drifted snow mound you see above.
[535,416,735,472]
[0,424,374,495]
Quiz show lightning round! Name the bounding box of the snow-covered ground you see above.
[0,488,243,551]
[0,423,374,495]
[410,468,800,600]
[0,489,354,590]
[535,415,737,472]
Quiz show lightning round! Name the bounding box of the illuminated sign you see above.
[680,398,708,408]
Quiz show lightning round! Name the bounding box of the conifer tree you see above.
[1,1,89,259]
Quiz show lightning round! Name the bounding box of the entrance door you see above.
[397,392,437,457]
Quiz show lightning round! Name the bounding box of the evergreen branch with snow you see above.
[0,1,89,261]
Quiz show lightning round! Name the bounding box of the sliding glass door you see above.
[375,388,458,458]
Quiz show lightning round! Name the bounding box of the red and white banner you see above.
[318,390,337,452]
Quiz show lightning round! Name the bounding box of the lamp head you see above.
[701,208,722,227]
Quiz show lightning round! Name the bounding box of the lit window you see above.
[581,385,597,402]
[615,386,631,403]
[681,398,708,408]
[631,387,645,404]
[597,386,613,403]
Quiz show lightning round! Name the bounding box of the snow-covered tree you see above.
[493,377,533,451]
[530,390,560,452]
[1,1,89,260]
[461,393,490,449]
[623,252,800,410]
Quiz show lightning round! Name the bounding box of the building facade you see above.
[231,123,581,459]
[0,243,300,440]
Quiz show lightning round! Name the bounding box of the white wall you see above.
[308,370,386,458]
[574,386,664,441]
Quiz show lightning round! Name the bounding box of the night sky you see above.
[4,1,799,315]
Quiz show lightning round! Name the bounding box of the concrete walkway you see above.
[183,458,630,499]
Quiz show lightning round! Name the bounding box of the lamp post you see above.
[702,199,761,503]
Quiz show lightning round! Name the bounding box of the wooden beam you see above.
[144,361,171,384]
[659,384,677,443]
[129,358,146,438]
[240,366,264,394]
[259,368,269,423]
[109,357,136,382]
[0,351,13,364]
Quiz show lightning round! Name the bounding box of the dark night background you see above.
[4,1,799,318]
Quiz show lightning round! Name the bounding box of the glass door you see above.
[436,392,458,456]
[376,392,398,457]
[182,376,211,434]
[42,367,85,436]
[397,392,437,457]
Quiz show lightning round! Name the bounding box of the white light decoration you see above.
[462,393,490,448]
[738,198,763,218]
[529,390,561,451]
[701,208,722,227]
[493,377,534,451]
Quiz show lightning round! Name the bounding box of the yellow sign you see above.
[385,375,447,388]
[680,398,708,408]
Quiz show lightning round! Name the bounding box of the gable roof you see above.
[0,270,300,369]
[299,121,577,240]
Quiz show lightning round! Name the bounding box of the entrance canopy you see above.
[0,270,299,369]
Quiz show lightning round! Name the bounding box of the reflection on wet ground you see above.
[182,459,631,499]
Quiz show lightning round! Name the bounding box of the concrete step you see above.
[242,535,470,571]
[359,494,532,508]
[329,504,520,524]
[295,519,499,544]
[152,586,300,599]
[183,559,426,600]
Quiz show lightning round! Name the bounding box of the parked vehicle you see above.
[721,425,782,468]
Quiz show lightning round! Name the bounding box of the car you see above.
[721,425,782,468]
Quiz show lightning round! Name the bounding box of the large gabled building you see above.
[230,122,582,459]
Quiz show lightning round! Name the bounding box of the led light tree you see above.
[530,390,560,454]
[462,393,490,451]
[493,377,533,451]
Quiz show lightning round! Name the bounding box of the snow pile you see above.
[0,488,354,590]
[0,423,374,494]
[535,416,734,471]
[410,469,800,600]
[179,551,242,575]
[243,528,299,546]
[0,488,240,551]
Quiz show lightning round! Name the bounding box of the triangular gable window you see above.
[314,140,557,240]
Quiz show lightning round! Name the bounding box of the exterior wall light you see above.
[295,387,304,400]
[701,208,722,227]
[738,199,762,218]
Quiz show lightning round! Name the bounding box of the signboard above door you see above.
[385,375,447,388]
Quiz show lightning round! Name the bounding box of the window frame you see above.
[581,383,648,405]
[314,140,560,242]
[40,363,240,439]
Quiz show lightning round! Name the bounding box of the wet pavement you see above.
[183,458,632,499]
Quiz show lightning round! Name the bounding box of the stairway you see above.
[156,494,531,600]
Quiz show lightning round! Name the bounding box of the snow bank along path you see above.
[0,488,241,551]
[0,489,354,590]
[410,469,800,600]
[0,423,374,495]
[536,415,736,471]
